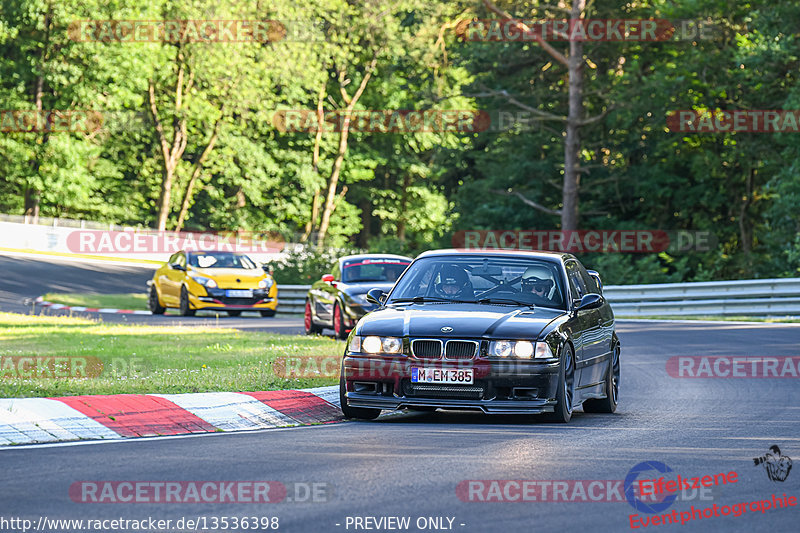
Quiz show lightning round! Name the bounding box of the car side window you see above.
[577,263,599,294]
[176,252,186,268]
[168,253,178,265]
[565,261,586,299]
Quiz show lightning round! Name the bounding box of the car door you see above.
[163,252,187,305]
[565,260,598,389]
[156,253,177,305]
[578,263,615,386]
[313,261,341,324]
[568,260,605,388]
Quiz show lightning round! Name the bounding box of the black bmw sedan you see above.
[339,249,620,423]
[305,254,413,338]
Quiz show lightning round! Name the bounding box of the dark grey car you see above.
[304,254,412,338]
[339,249,619,423]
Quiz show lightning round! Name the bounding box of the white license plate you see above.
[226,289,253,298]
[411,367,473,385]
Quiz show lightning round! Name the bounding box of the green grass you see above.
[42,292,148,310]
[0,312,342,398]
[617,315,800,323]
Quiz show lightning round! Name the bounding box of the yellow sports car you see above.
[148,250,278,317]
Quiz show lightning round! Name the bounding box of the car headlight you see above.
[514,341,534,358]
[489,340,548,359]
[363,336,382,353]
[534,342,554,359]
[350,335,403,355]
[382,337,402,354]
[489,340,513,357]
[348,335,362,353]
[190,275,217,288]
[258,277,274,289]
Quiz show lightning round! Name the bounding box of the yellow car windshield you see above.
[188,252,258,269]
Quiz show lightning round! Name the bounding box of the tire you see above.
[148,285,166,315]
[179,286,196,316]
[227,310,242,317]
[260,309,276,317]
[304,300,322,334]
[583,344,620,414]
[544,344,575,423]
[339,373,381,420]
[333,302,347,339]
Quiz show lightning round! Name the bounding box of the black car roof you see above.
[414,248,575,262]
[340,253,413,262]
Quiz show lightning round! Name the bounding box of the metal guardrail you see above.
[276,285,313,315]
[0,213,138,230]
[277,278,800,317]
[602,278,800,317]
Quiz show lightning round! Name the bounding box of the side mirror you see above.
[170,263,186,271]
[321,274,335,283]
[575,293,604,312]
[366,288,387,306]
[587,269,603,292]
[261,264,272,274]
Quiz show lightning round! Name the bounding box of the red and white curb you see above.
[32,296,151,315]
[0,386,341,446]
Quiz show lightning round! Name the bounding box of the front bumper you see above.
[188,287,278,311]
[342,355,560,414]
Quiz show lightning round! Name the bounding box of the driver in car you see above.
[434,265,473,300]
[521,266,555,305]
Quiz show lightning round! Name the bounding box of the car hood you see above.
[356,303,565,339]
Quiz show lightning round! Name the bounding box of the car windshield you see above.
[188,252,257,269]
[341,257,411,283]
[387,256,567,310]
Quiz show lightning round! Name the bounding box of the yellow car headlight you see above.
[190,275,217,288]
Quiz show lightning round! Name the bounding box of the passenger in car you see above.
[522,266,555,305]
[434,265,474,299]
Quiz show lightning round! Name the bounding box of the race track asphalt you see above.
[0,254,305,333]
[0,254,798,532]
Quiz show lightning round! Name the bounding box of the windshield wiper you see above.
[477,297,535,309]
[390,296,475,304]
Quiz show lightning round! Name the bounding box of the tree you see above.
[481,0,609,230]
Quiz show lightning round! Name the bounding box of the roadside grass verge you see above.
[0,312,341,398]
[42,292,148,310]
